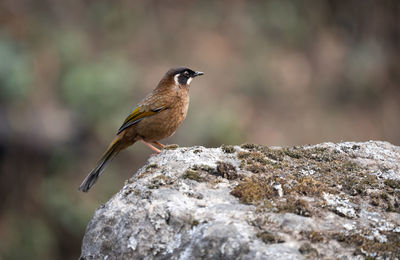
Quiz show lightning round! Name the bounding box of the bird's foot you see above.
[152,141,165,149]
[141,140,161,153]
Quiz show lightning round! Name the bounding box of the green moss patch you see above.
[231,174,334,206]
[384,179,400,189]
[192,164,215,174]
[230,176,280,204]
[332,230,400,258]
[164,144,179,150]
[191,220,199,227]
[299,231,324,243]
[277,198,312,217]
[147,175,173,189]
[145,164,158,171]
[233,143,399,215]
[215,162,238,180]
[221,144,236,153]
[181,164,218,183]
[182,169,205,182]
[299,229,400,257]
[256,231,284,244]
[298,243,319,257]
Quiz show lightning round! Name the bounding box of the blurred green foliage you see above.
[0,1,399,259]
[2,214,56,259]
[61,56,136,122]
[0,35,32,101]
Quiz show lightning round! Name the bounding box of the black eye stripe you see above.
[178,74,189,85]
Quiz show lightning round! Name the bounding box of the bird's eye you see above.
[183,71,189,77]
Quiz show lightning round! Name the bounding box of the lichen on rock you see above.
[80,141,400,259]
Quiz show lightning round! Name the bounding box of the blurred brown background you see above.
[0,0,399,259]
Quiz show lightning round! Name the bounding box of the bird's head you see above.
[166,67,204,86]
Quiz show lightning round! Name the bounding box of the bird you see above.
[79,67,204,192]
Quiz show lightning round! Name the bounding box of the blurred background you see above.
[0,0,399,259]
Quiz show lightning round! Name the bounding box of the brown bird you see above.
[79,67,204,192]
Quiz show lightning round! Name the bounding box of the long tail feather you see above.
[79,139,121,192]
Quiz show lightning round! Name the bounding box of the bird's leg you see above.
[141,140,161,154]
[152,141,165,149]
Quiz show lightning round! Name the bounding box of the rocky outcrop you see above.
[80,141,400,259]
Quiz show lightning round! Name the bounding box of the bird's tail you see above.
[79,138,122,192]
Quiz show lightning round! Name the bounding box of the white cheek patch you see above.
[174,74,180,85]
[187,77,193,85]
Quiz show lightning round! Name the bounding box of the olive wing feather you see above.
[117,106,165,134]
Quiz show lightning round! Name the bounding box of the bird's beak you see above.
[193,71,204,77]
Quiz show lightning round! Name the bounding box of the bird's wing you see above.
[117,105,166,135]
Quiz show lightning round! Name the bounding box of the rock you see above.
[80,141,400,259]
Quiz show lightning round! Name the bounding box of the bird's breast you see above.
[136,88,190,142]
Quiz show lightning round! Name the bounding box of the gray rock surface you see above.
[80,141,400,259]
